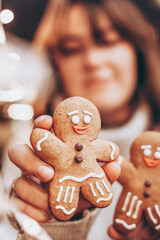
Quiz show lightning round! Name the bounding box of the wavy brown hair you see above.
[34,0,160,123]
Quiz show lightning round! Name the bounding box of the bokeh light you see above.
[0,9,14,24]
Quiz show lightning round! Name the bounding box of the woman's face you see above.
[54,4,137,116]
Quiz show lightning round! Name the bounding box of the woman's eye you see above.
[154,151,160,159]
[84,115,91,124]
[72,115,79,124]
[59,47,82,56]
[143,149,152,157]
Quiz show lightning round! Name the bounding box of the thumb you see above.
[102,162,121,184]
[33,115,53,130]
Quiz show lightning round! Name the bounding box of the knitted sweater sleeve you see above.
[21,208,100,240]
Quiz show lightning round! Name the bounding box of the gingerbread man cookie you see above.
[30,96,119,221]
[114,131,160,232]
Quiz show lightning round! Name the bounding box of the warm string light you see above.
[0,9,14,24]
[0,0,14,44]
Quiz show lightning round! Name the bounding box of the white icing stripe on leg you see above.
[55,206,76,215]
[132,200,143,219]
[109,143,115,160]
[56,186,63,202]
[63,186,70,203]
[90,183,97,196]
[37,132,48,151]
[96,181,104,196]
[155,225,160,230]
[115,219,136,230]
[96,193,113,203]
[122,192,132,212]
[102,179,110,192]
[155,205,160,218]
[147,207,158,224]
[69,187,75,203]
[126,196,138,217]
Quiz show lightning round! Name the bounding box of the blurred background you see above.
[0,0,160,239]
[3,0,160,42]
[1,0,160,169]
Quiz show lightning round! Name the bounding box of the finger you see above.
[15,197,52,223]
[33,115,53,130]
[75,194,92,216]
[13,176,49,212]
[8,143,54,182]
[102,162,121,184]
[107,225,123,240]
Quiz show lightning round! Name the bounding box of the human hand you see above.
[108,214,160,240]
[8,115,121,222]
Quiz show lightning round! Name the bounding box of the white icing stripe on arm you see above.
[96,193,113,203]
[59,172,104,183]
[37,132,48,151]
[115,219,136,230]
[109,143,115,160]
[55,206,76,215]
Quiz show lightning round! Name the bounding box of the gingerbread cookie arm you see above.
[92,139,119,163]
[117,155,137,184]
[30,128,65,166]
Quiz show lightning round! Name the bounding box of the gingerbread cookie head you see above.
[53,96,101,142]
[30,96,119,221]
[130,131,160,170]
[114,131,160,233]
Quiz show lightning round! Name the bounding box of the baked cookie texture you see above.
[30,96,119,221]
[114,131,160,233]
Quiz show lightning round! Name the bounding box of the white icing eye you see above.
[72,115,79,124]
[84,115,91,124]
[154,151,160,159]
[143,149,152,157]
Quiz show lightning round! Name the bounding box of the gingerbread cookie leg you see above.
[49,178,80,221]
[114,191,143,233]
[81,176,113,208]
[145,204,160,232]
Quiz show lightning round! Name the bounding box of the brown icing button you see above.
[75,155,83,163]
[143,191,150,198]
[145,180,152,187]
[75,143,83,151]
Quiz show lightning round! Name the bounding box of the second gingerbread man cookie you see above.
[30,96,119,221]
[114,131,160,233]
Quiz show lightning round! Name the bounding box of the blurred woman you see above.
[8,0,160,239]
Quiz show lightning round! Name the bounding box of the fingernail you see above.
[37,166,54,181]
[36,115,47,124]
